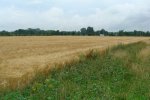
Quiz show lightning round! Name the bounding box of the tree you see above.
[118,30,124,36]
[0,30,10,36]
[80,28,87,35]
[86,27,94,36]
[100,29,108,36]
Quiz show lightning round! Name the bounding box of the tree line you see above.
[0,27,150,36]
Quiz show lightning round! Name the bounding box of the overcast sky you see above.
[0,0,150,31]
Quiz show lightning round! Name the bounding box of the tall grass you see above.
[0,42,150,100]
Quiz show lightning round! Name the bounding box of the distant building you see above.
[100,34,105,36]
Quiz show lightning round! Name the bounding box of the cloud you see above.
[0,0,150,31]
[112,10,150,31]
[26,0,49,4]
[28,0,43,4]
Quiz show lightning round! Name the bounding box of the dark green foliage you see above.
[0,27,150,36]
[86,27,94,35]
[0,42,150,100]
[96,29,108,36]
[80,28,87,35]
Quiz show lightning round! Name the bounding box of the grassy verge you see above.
[1,42,150,100]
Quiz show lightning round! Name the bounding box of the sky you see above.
[0,0,150,31]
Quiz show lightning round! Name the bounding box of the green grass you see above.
[1,42,150,100]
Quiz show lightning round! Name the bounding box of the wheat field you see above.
[0,36,149,89]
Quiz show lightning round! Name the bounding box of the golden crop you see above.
[0,36,149,89]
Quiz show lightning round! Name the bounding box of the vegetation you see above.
[1,41,150,100]
[0,37,146,90]
[0,27,150,36]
